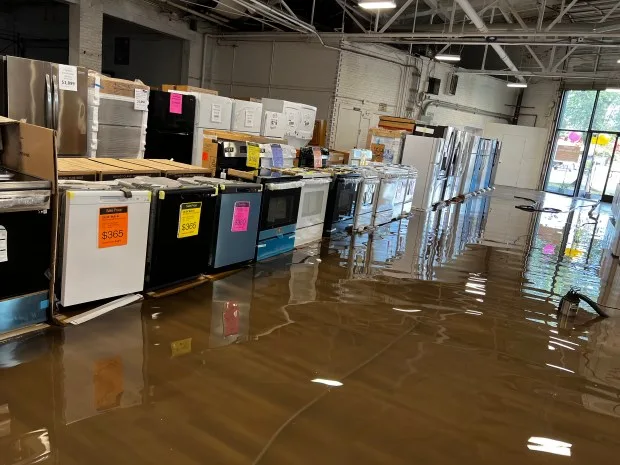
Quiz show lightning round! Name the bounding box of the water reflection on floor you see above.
[2,187,620,464]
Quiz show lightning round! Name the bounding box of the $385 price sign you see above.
[98,206,128,248]
[177,202,202,239]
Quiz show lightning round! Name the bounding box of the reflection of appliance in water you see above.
[0,334,54,463]
[210,268,253,347]
[120,177,217,291]
[182,177,262,271]
[289,250,320,303]
[578,311,620,418]
[56,182,151,307]
[144,90,197,165]
[322,170,362,236]
[0,170,52,333]
[60,301,144,424]
[353,173,379,232]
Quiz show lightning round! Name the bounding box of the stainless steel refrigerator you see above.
[0,56,87,156]
[400,134,446,211]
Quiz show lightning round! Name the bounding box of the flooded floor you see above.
[2,187,620,464]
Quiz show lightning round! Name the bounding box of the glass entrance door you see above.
[577,133,618,200]
[545,90,620,202]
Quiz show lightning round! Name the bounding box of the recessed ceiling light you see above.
[358,1,397,9]
[507,82,528,88]
[435,53,461,62]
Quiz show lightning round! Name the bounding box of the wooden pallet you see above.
[145,267,247,299]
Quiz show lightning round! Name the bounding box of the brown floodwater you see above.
[2,187,620,464]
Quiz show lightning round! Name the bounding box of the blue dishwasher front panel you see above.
[213,192,262,269]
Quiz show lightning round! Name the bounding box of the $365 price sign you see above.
[178,202,202,238]
[98,206,128,248]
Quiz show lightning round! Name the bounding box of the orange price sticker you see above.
[98,206,128,249]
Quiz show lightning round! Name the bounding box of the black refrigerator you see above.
[144,90,196,165]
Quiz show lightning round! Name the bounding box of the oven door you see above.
[334,178,360,221]
[297,180,330,229]
[260,186,302,232]
[357,179,379,216]
[376,178,397,213]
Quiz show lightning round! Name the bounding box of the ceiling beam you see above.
[422,0,450,22]
[379,0,416,32]
[599,1,620,22]
[456,69,618,79]
[545,0,578,31]
[335,0,368,32]
[551,46,578,71]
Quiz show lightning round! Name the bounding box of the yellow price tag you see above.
[246,142,260,169]
[170,338,192,357]
[177,201,202,238]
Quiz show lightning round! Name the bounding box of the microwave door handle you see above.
[45,73,52,129]
[52,74,59,130]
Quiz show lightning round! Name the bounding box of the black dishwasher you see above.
[121,177,217,291]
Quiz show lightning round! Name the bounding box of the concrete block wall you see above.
[209,40,339,121]
[69,0,103,70]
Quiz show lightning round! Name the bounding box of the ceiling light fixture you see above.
[606,87,620,92]
[358,1,397,9]
[311,378,343,387]
[435,53,461,62]
[507,82,528,88]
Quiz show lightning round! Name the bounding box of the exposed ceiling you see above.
[155,0,620,81]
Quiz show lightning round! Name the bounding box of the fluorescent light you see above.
[507,82,528,88]
[311,378,343,387]
[435,53,461,62]
[617,59,620,63]
[545,363,575,374]
[606,87,620,92]
[358,1,397,9]
[527,437,572,457]
[392,308,422,313]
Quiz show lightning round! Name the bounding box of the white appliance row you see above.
[165,92,317,163]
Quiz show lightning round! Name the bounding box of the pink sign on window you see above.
[231,201,250,232]
[169,93,183,114]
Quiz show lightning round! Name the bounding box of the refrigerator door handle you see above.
[52,74,59,130]
[45,73,52,129]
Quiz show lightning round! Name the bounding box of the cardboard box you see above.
[57,158,98,181]
[162,84,218,96]
[92,158,161,177]
[366,128,406,163]
[88,73,150,98]
[310,120,327,147]
[379,115,415,132]
[202,134,219,174]
[0,117,58,191]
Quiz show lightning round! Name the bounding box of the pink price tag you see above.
[231,201,250,232]
[169,93,183,114]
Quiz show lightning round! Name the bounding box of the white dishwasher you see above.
[59,186,151,307]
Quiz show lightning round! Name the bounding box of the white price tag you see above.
[134,89,149,111]
[58,64,78,92]
[269,112,279,129]
[244,109,254,128]
[211,104,222,123]
[0,226,7,263]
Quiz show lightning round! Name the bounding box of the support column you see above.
[69,0,103,70]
